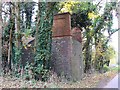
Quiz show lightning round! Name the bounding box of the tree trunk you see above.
[84,29,92,73]
[7,27,12,71]
[0,3,3,72]
[15,2,21,70]
[94,32,99,70]
[15,2,21,48]
[35,2,40,53]
[34,2,56,81]
[7,5,15,72]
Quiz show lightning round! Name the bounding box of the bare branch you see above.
[104,28,120,46]
[96,0,103,8]
[0,9,10,15]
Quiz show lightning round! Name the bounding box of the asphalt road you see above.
[104,73,119,89]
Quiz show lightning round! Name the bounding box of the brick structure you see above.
[52,13,71,37]
[51,12,83,81]
[20,12,83,81]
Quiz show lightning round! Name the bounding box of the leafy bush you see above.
[103,65,110,73]
[24,62,33,80]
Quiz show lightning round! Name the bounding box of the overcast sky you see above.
[111,11,118,53]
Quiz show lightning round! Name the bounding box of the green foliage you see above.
[24,62,33,80]
[110,66,120,72]
[103,65,110,73]
[59,2,96,28]
[14,47,21,64]
[34,2,57,81]
[23,29,32,37]
[105,45,116,60]
[93,2,118,71]
[60,1,118,73]
[3,18,14,42]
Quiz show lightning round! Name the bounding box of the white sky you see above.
[111,11,118,53]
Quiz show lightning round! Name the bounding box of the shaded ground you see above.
[0,70,118,88]
[58,70,117,88]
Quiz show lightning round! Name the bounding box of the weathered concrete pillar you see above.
[51,12,83,81]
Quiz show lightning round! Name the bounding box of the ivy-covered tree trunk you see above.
[14,2,21,73]
[84,28,92,73]
[94,36,102,72]
[35,1,56,81]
